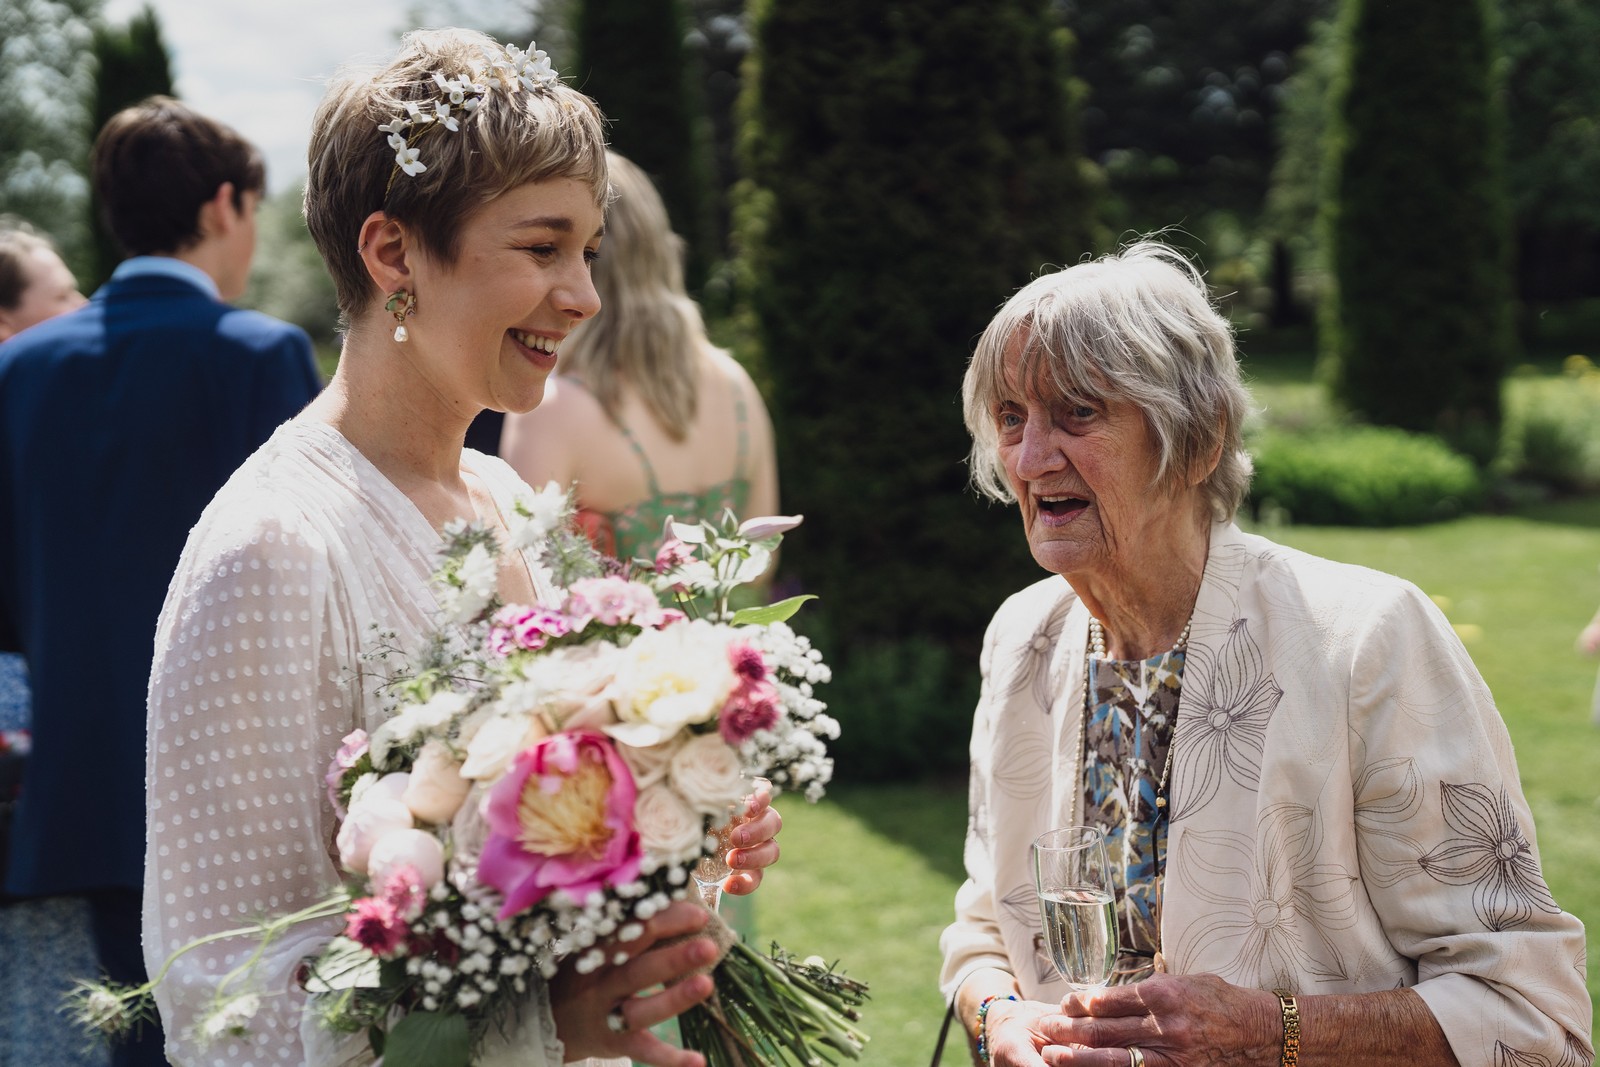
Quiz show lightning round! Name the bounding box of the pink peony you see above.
[728,642,768,684]
[563,577,662,630]
[324,730,369,817]
[478,731,641,919]
[720,680,781,745]
[345,896,408,957]
[489,605,572,656]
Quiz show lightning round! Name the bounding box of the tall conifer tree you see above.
[574,0,715,289]
[1318,0,1513,464]
[737,0,1094,769]
[88,4,174,288]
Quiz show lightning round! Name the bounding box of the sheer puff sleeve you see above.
[144,503,365,1067]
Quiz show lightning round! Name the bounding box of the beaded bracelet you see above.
[975,993,1018,1066]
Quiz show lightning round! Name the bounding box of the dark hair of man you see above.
[91,96,267,257]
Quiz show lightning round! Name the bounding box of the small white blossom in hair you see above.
[395,145,426,176]
[379,41,559,183]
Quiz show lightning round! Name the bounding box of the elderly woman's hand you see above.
[983,997,1067,1067]
[722,779,781,895]
[1036,974,1280,1067]
[549,900,719,1067]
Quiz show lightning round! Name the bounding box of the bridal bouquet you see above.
[72,487,865,1067]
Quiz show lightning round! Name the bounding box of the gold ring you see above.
[1128,1048,1145,1067]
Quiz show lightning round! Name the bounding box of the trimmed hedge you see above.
[1248,426,1482,526]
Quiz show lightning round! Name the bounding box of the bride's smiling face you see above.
[406,177,604,415]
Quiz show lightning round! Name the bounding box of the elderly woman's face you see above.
[995,344,1170,580]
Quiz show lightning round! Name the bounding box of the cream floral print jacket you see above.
[940,522,1593,1067]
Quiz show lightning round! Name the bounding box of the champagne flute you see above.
[1032,825,1118,991]
[692,776,770,911]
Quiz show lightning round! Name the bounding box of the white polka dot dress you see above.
[144,421,563,1067]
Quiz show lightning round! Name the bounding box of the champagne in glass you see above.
[1032,826,1118,990]
[692,777,770,911]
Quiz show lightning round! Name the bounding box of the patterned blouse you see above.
[1081,647,1183,983]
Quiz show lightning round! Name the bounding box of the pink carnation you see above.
[650,608,688,629]
[489,605,572,655]
[381,864,428,922]
[345,896,408,957]
[720,680,781,745]
[564,577,664,630]
[325,729,369,817]
[728,642,768,683]
[653,538,695,573]
[478,731,642,919]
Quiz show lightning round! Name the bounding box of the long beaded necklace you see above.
[1087,616,1190,810]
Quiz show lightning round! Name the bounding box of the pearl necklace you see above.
[1086,615,1191,810]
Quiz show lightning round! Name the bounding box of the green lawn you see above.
[752,500,1600,1067]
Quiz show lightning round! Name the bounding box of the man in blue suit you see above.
[0,98,321,1065]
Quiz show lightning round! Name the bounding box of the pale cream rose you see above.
[668,733,747,816]
[524,644,622,731]
[633,783,706,859]
[336,773,414,874]
[459,711,549,782]
[402,739,472,824]
[368,827,446,889]
[618,734,687,790]
[606,620,736,748]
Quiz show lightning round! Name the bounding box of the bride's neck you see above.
[308,358,469,492]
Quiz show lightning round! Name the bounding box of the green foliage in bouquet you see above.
[734,0,1095,695]
[1248,425,1482,527]
[1317,0,1514,466]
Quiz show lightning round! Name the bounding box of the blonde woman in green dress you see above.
[501,151,778,566]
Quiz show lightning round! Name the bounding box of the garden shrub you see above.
[1498,357,1600,492]
[819,635,979,784]
[1248,426,1482,526]
[1318,0,1514,466]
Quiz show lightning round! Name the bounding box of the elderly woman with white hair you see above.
[939,242,1592,1067]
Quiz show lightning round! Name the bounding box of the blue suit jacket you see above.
[0,269,321,895]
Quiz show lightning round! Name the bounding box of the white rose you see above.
[667,734,747,816]
[606,620,736,748]
[368,827,446,889]
[459,711,547,782]
[402,740,472,824]
[618,734,686,790]
[632,783,706,860]
[336,773,414,874]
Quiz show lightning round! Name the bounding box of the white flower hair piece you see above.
[378,40,562,184]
